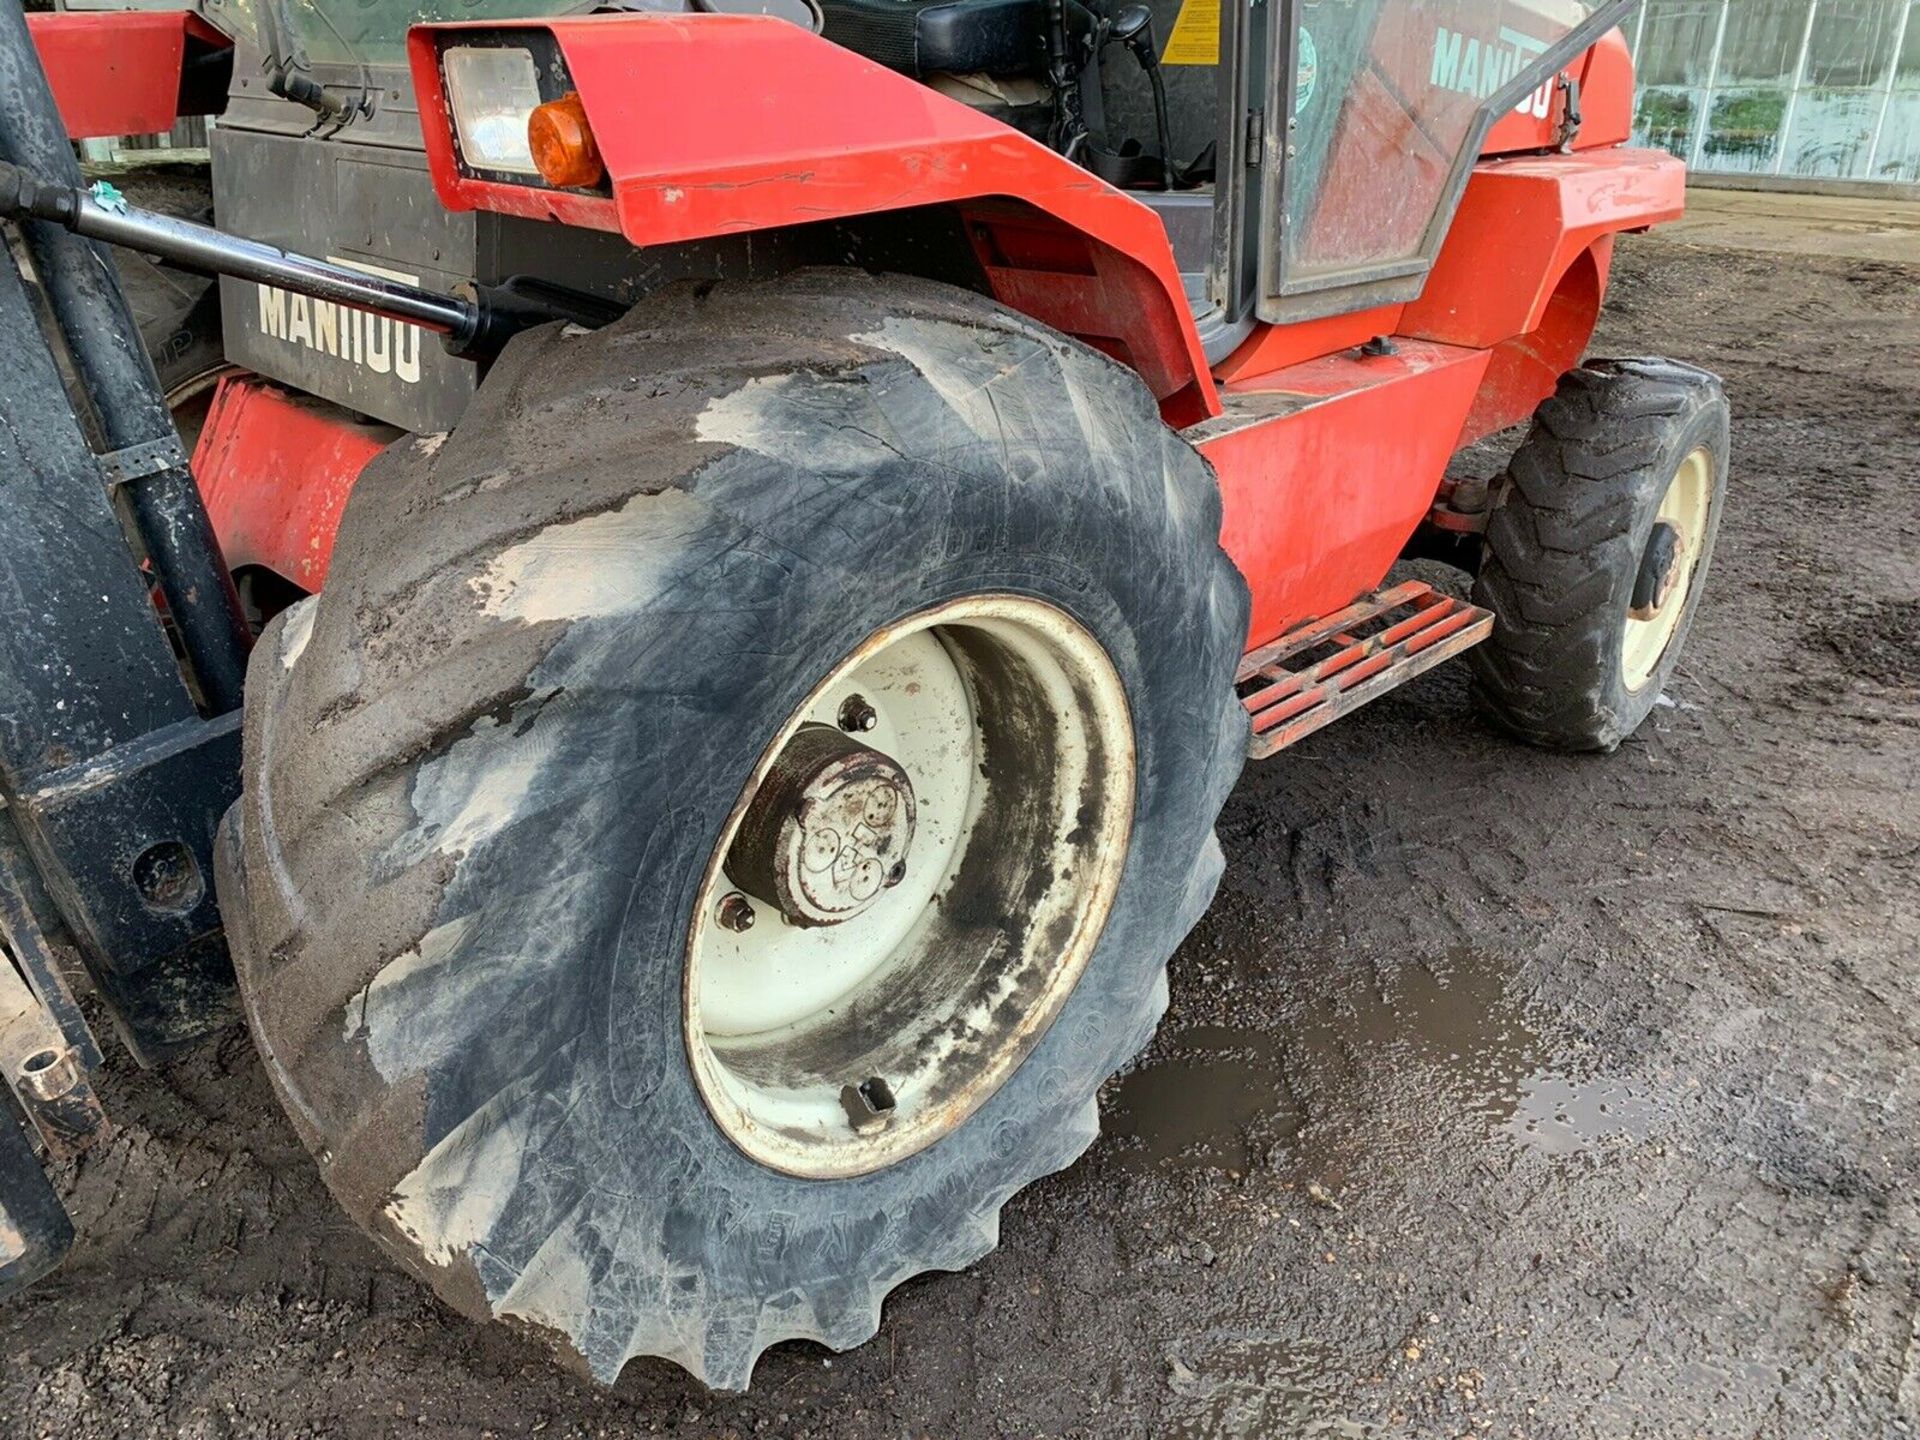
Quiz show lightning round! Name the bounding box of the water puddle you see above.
[1105,1026,1299,1172]
[1505,1072,1667,1155]
[1107,949,1667,1174]
[1166,1333,1377,1439]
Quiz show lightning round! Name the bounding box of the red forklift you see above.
[0,0,1726,1389]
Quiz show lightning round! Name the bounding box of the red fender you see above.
[194,375,398,591]
[408,14,1217,426]
[1401,147,1682,350]
[27,10,229,141]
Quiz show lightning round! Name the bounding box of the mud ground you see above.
[1658,187,1920,265]
[3,206,1918,1439]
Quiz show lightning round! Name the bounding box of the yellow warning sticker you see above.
[1161,0,1220,65]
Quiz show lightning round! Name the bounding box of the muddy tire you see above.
[116,246,228,451]
[130,263,223,401]
[115,237,222,392]
[1469,359,1729,752]
[215,274,1249,1389]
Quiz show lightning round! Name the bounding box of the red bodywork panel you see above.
[201,15,1678,656]
[1482,27,1635,156]
[409,14,1215,426]
[1404,148,1681,347]
[1204,147,1678,644]
[1408,145,1681,458]
[194,376,398,591]
[26,10,228,140]
[1201,341,1494,646]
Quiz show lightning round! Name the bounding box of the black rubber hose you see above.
[1146,56,1175,189]
[0,0,252,714]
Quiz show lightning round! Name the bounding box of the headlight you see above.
[443,45,543,176]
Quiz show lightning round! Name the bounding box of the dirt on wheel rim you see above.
[3,225,1918,1438]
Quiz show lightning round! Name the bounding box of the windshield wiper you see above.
[256,0,374,132]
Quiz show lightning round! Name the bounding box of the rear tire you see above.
[109,163,223,401]
[116,246,228,447]
[215,274,1249,1389]
[1469,359,1729,752]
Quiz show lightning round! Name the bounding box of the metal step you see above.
[1237,581,1494,758]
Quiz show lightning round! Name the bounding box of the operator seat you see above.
[816,0,1074,78]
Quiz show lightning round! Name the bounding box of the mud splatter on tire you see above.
[215,274,1250,1389]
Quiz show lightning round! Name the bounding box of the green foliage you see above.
[1636,90,1695,129]
[1712,89,1789,133]
[1703,88,1788,159]
[1634,88,1696,153]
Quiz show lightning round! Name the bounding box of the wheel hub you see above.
[1630,520,1684,620]
[725,724,916,927]
[685,596,1136,1178]
[1621,445,1715,692]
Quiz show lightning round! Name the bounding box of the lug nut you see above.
[837,694,879,733]
[717,892,756,932]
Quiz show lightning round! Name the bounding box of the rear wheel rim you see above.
[1621,445,1713,693]
[684,595,1136,1179]
[165,363,241,459]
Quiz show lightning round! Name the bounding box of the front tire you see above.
[1470,359,1729,752]
[216,274,1249,1389]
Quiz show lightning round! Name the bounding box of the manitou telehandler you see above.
[0,0,1726,1389]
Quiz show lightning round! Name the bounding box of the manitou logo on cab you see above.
[1432,24,1556,119]
[254,257,424,384]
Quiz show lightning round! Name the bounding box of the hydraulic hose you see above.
[0,0,252,713]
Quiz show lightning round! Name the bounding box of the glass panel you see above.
[1888,0,1920,179]
[1684,0,1801,170]
[276,0,595,69]
[1783,87,1883,174]
[1634,0,1722,87]
[1630,1,1718,160]
[1780,0,1906,178]
[1700,87,1790,170]
[1876,89,1920,181]
[1281,1,1607,289]
[1714,0,1811,85]
[202,0,262,50]
[1628,0,1920,184]
[1633,86,1701,158]
[1804,0,1905,85]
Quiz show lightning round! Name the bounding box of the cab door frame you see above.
[1240,0,1637,326]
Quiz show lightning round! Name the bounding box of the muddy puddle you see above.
[1103,1026,1299,1172]
[1504,1072,1666,1155]
[1106,948,1668,1177]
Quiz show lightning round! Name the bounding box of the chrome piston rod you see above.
[77,191,474,337]
[0,160,550,356]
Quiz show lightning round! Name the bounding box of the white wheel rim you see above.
[1621,445,1713,693]
[684,596,1136,1179]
